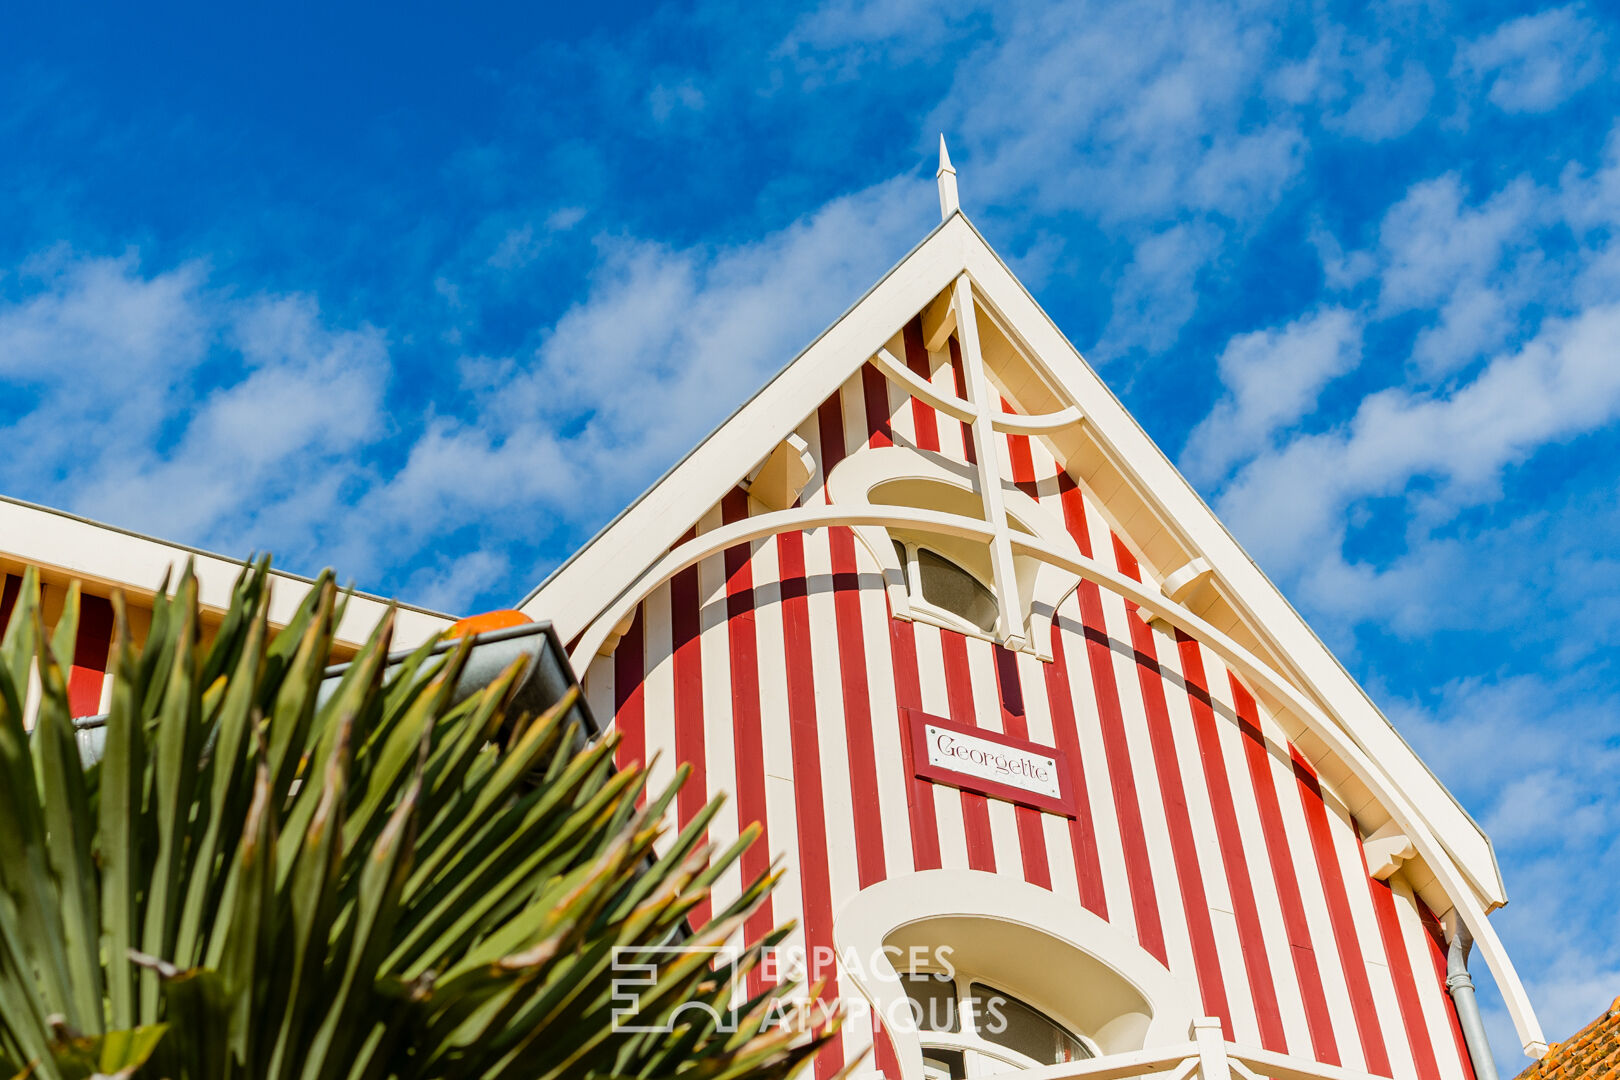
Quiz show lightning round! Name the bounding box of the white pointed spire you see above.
[936,134,959,220]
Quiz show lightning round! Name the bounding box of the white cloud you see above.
[0,250,391,581]
[1214,299,1620,632]
[1459,5,1607,114]
[1098,222,1222,357]
[1274,27,1434,141]
[329,173,934,579]
[1181,307,1361,484]
[938,0,1301,227]
[404,550,512,615]
[1374,174,1541,317]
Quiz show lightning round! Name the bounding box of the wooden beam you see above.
[922,289,957,352]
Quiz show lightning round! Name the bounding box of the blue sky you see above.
[2,0,1617,1066]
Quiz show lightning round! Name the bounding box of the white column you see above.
[950,273,1025,650]
[1192,1017,1231,1080]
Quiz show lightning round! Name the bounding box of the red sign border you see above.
[905,707,1078,818]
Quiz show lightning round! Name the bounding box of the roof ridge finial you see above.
[937,134,959,221]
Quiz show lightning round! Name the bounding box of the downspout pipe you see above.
[1445,912,1501,1080]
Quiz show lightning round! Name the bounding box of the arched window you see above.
[900,968,1096,1079]
[893,540,1000,635]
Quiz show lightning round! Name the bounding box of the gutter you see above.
[69,621,596,766]
[1444,911,1502,1080]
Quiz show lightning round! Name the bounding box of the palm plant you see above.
[0,561,834,1080]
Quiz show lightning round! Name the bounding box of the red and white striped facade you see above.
[572,311,1482,1080]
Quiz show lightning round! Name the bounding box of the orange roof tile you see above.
[1517,996,1620,1080]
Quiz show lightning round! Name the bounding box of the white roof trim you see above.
[0,495,453,650]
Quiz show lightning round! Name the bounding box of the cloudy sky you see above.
[2,0,1617,1065]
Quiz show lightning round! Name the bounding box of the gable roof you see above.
[1516,997,1620,1080]
[518,206,1547,1056]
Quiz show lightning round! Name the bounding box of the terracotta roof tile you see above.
[1516,996,1620,1080]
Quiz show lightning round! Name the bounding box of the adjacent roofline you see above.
[0,493,455,649]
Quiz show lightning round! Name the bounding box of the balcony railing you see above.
[985,1019,1387,1080]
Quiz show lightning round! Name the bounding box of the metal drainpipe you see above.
[1445,913,1501,1080]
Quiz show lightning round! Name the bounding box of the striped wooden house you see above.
[0,145,1549,1080]
[519,148,1549,1080]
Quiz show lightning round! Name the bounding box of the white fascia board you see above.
[520,215,975,639]
[0,496,453,651]
[955,220,1506,906]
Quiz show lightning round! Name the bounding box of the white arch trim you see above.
[868,346,1084,438]
[833,870,1201,1080]
[871,346,976,423]
[822,444,1083,659]
[568,504,1546,1056]
[991,406,1084,435]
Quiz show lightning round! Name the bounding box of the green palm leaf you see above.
[0,561,837,1080]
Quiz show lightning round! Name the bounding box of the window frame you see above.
[901,963,1100,1077]
[893,539,1002,641]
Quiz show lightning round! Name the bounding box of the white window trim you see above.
[894,539,1001,641]
[833,869,1201,1080]
[902,966,1104,1074]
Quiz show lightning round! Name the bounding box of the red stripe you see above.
[721,488,775,983]
[1110,536,1232,1036]
[1002,401,1042,501]
[670,536,705,806]
[67,594,114,718]
[890,615,942,870]
[1068,588,1166,957]
[818,394,887,887]
[992,646,1053,888]
[862,361,893,449]
[1043,614,1109,916]
[1291,747,1392,1076]
[939,630,996,872]
[777,530,844,1078]
[1421,905,1476,1080]
[874,1018,902,1080]
[1363,848,1442,1080]
[0,574,20,638]
[613,608,648,784]
[1177,632,1288,1051]
[1055,473,1166,957]
[1230,675,1340,1063]
[946,337,976,463]
[903,317,940,452]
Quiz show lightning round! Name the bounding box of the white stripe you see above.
[1094,577,1199,992]
[964,634,1025,871]
[695,507,743,916]
[1328,793,1411,1079]
[1154,624,1262,1044]
[1052,601,1136,940]
[854,539,916,875]
[912,624,970,870]
[1391,871,1468,1080]
[1201,646,1318,1056]
[640,581,679,817]
[1258,694,1369,1071]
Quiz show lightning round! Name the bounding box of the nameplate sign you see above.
[905,708,1077,817]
